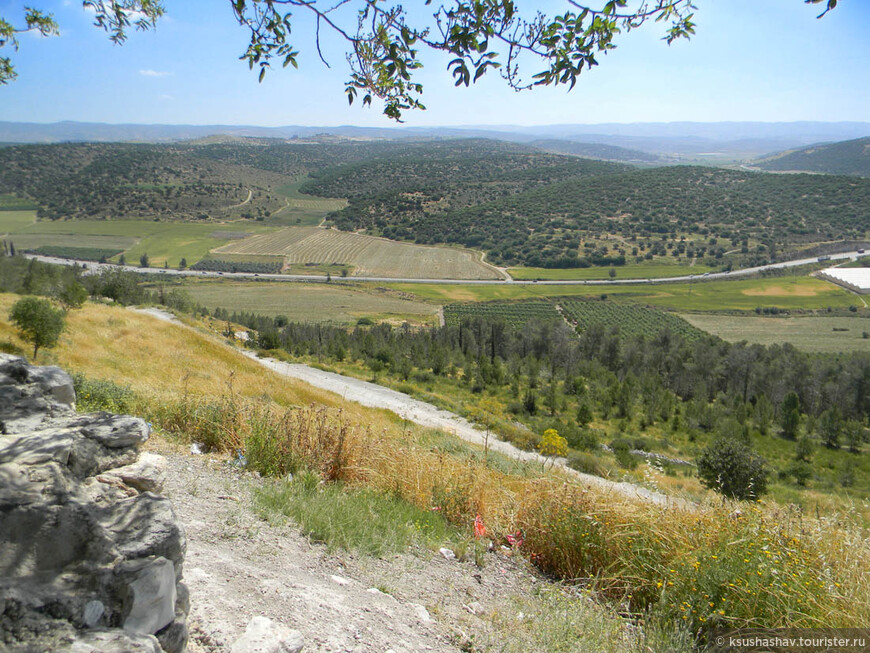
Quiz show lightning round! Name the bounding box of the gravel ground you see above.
[149,438,548,653]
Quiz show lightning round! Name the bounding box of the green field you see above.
[270,178,348,226]
[508,261,718,280]
[0,211,276,267]
[385,276,860,311]
[10,234,137,251]
[682,314,870,352]
[183,280,438,325]
[0,195,37,211]
[216,227,502,280]
[0,210,37,234]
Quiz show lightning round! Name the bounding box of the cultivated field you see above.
[214,227,503,279]
[443,300,562,329]
[682,314,870,352]
[0,209,37,233]
[8,234,137,251]
[386,276,860,310]
[0,211,276,267]
[270,180,349,226]
[183,280,438,325]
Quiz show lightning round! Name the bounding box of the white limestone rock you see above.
[104,452,168,494]
[231,616,305,653]
[123,557,178,636]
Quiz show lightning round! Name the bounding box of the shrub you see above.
[72,374,135,413]
[567,451,606,477]
[786,461,812,487]
[538,428,568,468]
[611,438,639,470]
[696,438,769,500]
[565,426,600,452]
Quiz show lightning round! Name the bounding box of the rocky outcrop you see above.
[0,354,188,653]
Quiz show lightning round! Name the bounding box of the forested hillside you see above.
[2,138,868,271]
[528,139,661,163]
[0,138,617,224]
[0,142,289,220]
[325,165,870,267]
[757,137,870,177]
[300,140,628,224]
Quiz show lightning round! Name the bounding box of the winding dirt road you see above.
[135,306,685,507]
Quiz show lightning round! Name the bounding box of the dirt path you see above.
[131,306,682,508]
[151,439,547,653]
[270,197,292,217]
[240,352,676,507]
[226,188,253,210]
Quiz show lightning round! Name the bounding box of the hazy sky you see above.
[0,0,868,127]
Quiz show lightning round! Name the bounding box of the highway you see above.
[24,250,866,286]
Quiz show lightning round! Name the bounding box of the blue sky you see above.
[0,0,868,127]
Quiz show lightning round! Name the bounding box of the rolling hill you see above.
[756,136,870,177]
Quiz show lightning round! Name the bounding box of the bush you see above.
[565,426,600,452]
[786,461,812,487]
[567,451,606,477]
[696,438,769,500]
[72,374,135,413]
[610,438,638,470]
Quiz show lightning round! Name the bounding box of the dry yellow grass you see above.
[0,295,400,433]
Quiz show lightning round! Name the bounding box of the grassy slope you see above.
[270,178,349,227]
[0,294,401,428]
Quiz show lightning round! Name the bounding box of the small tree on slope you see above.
[9,296,66,359]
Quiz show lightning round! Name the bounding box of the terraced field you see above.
[214,227,502,280]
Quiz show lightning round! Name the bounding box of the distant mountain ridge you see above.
[527,139,660,163]
[2,120,870,160]
[755,136,870,177]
